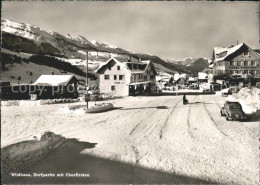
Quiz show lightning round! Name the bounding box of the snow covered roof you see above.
[188,77,197,81]
[213,43,260,62]
[95,57,156,75]
[34,75,77,86]
[113,57,141,64]
[198,72,208,79]
[129,81,151,85]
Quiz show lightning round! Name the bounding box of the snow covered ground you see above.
[1,95,259,184]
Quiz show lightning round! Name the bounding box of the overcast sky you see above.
[2,1,259,59]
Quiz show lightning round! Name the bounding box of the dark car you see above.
[189,84,199,90]
[221,101,247,121]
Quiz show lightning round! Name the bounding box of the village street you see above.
[1,95,259,184]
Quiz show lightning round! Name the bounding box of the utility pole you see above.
[86,49,89,109]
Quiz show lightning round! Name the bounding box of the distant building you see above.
[174,73,187,81]
[212,43,260,78]
[198,72,208,82]
[187,77,198,84]
[156,72,173,88]
[95,57,157,96]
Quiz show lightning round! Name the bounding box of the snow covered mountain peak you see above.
[90,40,118,49]
[91,40,101,47]
[101,42,118,49]
[66,34,73,39]
[1,19,60,43]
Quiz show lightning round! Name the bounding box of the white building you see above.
[95,57,157,96]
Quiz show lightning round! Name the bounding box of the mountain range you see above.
[1,19,209,84]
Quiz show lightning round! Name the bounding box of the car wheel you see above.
[226,116,232,121]
[220,109,224,116]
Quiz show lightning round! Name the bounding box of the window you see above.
[104,75,110,80]
[244,70,248,74]
[244,50,249,56]
[117,66,120,70]
[230,105,241,110]
[119,75,124,80]
[114,75,117,80]
[237,61,241,66]
[230,61,234,66]
[111,86,115,91]
[134,75,136,80]
[244,61,249,66]
[251,61,255,66]
[133,64,137,70]
[144,75,147,80]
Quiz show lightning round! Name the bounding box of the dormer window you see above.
[244,50,249,57]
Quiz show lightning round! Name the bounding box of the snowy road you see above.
[2,95,259,184]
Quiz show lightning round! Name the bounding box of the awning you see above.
[129,81,151,86]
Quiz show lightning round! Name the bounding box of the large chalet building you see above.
[95,57,157,96]
[212,43,260,78]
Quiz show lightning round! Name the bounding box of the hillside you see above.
[1,19,209,84]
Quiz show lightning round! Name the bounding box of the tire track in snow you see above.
[186,95,197,139]
[128,107,159,137]
[131,146,140,164]
[129,121,142,135]
[133,97,181,143]
[202,97,228,137]
[187,105,195,139]
[159,99,182,139]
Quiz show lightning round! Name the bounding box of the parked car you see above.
[165,85,175,91]
[189,84,199,90]
[220,101,247,121]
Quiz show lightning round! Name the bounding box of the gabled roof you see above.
[34,75,77,86]
[213,43,260,62]
[113,56,142,64]
[95,57,157,75]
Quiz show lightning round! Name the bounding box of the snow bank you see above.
[58,105,86,114]
[228,87,260,114]
[1,98,80,107]
[1,132,66,178]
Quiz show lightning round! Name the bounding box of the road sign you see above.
[84,93,91,102]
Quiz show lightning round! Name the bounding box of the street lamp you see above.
[85,49,90,109]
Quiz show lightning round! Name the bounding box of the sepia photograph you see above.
[1,1,260,184]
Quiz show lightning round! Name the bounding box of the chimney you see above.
[128,55,131,62]
[51,71,54,75]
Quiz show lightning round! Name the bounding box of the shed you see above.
[34,75,78,86]
[33,75,79,99]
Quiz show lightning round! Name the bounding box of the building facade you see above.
[95,57,157,96]
[212,43,260,78]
